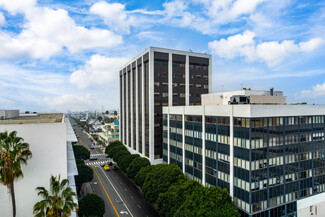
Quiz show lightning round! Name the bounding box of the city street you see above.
[69,118,159,217]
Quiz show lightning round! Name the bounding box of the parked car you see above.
[89,157,97,161]
[108,161,113,166]
[112,164,117,170]
[90,145,94,149]
[104,165,110,171]
[100,162,106,167]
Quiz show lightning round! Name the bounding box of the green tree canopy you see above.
[105,141,124,154]
[113,149,130,163]
[126,157,150,179]
[156,179,201,217]
[72,145,90,160]
[33,175,77,217]
[0,131,32,217]
[174,186,240,217]
[75,164,93,189]
[78,193,105,217]
[107,145,126,158]
[134,165,153,188]
[142,164,186,204]
[119,154,140,173]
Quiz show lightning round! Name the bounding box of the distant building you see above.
[0,111,78,217]
[99,121,119,145]
[119,47,211,164]
[163,89,325,217]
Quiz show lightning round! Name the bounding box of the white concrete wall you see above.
[0,122,67,217]
[164,104,325,118]
[297,192,325,217]
[0,110,19,119]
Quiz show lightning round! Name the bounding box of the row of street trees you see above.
[105,141,150,179]
[72,144,105,217]
[0,130,78,217]
[106,141,240,217]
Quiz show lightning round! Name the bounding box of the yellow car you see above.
[104,165,110,171]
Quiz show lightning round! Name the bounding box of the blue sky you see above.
[0,0,324,112]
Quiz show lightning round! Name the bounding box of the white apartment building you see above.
[0,111,78,217]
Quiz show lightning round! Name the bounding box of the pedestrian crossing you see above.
[90,153,106,157]
[86,160,109,166]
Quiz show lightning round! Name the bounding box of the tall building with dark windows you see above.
[163,89,325,217]
[119,47,212,164]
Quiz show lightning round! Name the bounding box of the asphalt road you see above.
[69,117,159,217]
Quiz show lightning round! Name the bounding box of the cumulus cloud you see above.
[301,82,325,98]
[208,30,256,60]
[209,30,324,66]
[90,1,136,34]
[0,0,36,15]
[69,54,128,89]
[43,93,96,110]
[160,0,265,34]
[0,2,122,60]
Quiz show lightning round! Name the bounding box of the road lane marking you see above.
[138,205,141,209]
[131,196,134,200]
[99,167,134,217]
[92,166,120,217]
[125,188,128,192]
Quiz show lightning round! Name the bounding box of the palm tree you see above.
[0,130,32,217]
[33,175,78,217]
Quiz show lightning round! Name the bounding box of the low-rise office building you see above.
[0,111,78,217]
[163,90,325,217]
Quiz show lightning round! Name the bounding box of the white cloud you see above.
[161,0,266,34]
[301,82,325,98]
[0,0,36,15]
[208,30,256,60]
[69,54,128,89]
[90,1,135,34]
[0,3,123,60]
[209,30,324,66]
[43,93,96,110]
[163,0,188,17]
[0,12,5,26]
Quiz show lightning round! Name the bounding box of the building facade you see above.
[0,112,78,217]
[99,121,119,144]
[119,47,211,164]
[162,91,325,217]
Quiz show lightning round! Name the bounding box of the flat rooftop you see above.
[0,113,64,125]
